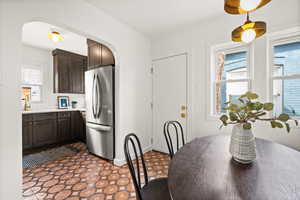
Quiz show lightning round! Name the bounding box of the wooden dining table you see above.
[168,135,300,200]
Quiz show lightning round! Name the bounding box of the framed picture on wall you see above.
[57,96,70,109]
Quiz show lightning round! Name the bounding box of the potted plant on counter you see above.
[220,92,298,164]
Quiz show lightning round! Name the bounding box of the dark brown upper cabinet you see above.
[53,49,87,94]
[87,39,115,70]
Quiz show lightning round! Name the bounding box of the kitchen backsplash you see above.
[24,94,85,110]
[31,94,85,110]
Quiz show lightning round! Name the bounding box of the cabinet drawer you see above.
[58,111,71,119]
[32,119,57,147]
[23,114,33,122]
[33,113,57,121]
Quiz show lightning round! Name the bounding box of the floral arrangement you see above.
[219,92,298,132]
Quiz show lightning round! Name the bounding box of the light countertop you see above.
[22,108,86,114]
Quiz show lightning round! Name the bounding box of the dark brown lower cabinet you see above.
[22,121,33,150]
[32,119,57,148]
[57,112,72,143]
[57,117,71,143]
[22,111,85,151]
[71,111,86,142]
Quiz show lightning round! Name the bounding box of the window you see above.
[21,66,43,102]
[212,47,250,115]
[272,40,300,117]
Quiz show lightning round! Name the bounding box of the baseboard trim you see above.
[113,145,153,166]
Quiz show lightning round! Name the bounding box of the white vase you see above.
[229,124,256,164]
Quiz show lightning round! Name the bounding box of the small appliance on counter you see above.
[71,101,78,109]
[85,65,114,160]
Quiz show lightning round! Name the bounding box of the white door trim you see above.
[152,53,188,62]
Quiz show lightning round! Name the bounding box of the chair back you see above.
[124,133,148,200]
[163,121,185,159]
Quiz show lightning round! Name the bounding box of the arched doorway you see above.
[21,20,119,198]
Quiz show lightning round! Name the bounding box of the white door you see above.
[152,54,187,153]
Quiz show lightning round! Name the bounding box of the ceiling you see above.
[22,22,87,55]
[85,0,225,38]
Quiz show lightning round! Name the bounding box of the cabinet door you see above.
[54,49,87,94]
[54,54,71,93]
[71,112,78,139]
[101,45,115,66]
[79,113,86,142]
[33,119,57,147]
[71,56,86,94]
[87,42,101,70]
[71,111,86,142]
[57,117,71,142]
[59,54,71,93]
[23,121,33,150]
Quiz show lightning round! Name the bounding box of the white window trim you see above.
[268,27,300,118]
[207,42,253,120]
[22,65,43,85]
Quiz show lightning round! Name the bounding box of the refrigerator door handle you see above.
[86,123,111,132]
[92,74,96,118]
[95,74,99,118]
[96,74,103,118]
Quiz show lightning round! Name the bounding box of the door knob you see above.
[181,113,187,118]
[181,106,187,110]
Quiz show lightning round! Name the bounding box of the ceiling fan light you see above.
[241,29,256,43]
[232,20,266,43]
[48,31,64,42]
[240,0,261,11]
[224,0,272,14]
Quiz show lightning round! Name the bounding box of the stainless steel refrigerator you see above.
[85,66,114,160]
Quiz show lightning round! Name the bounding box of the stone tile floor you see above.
[23,142,170,200]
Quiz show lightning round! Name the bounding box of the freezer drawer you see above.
[86,123,114,160]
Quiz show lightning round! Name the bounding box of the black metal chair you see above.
[124,133,171,200]
[164,121,185,159]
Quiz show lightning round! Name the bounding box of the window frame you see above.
[209,43,253,118]
[268,32,300,117]
[21,65,43,103]
[22,85,42,102]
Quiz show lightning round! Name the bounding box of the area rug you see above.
[22,143,86,168]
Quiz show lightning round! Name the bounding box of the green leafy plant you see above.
[219,92,298,132]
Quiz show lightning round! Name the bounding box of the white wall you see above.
[22,44,86,110]
[0,0,151,199]
[151,0,300,150]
